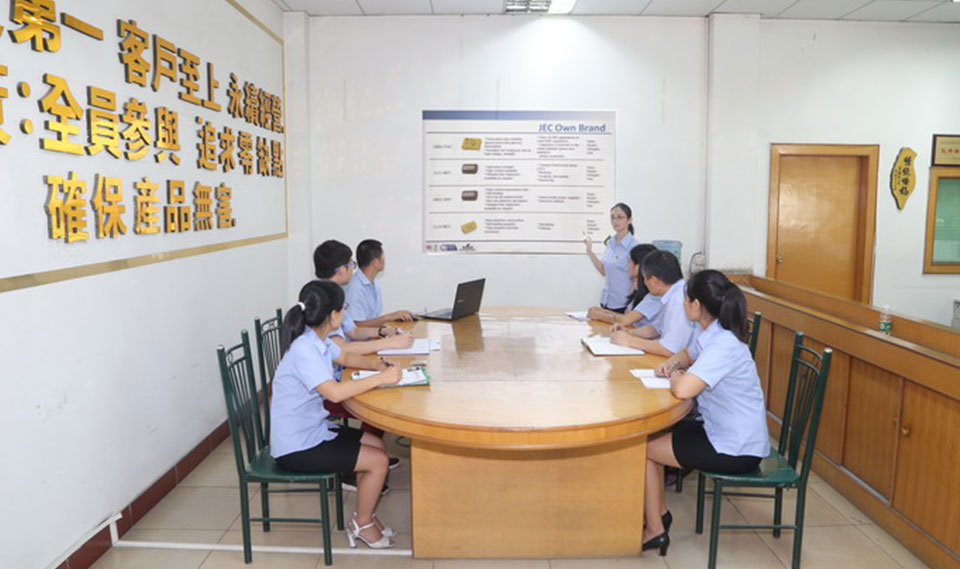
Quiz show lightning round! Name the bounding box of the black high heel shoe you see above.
[662,510,673,532]
[642,531,670,556]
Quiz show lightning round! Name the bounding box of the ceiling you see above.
[270,0,960,22]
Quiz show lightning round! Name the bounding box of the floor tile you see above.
[434,560,549,569]
[856,525,931,569]
[659,530,786,569]
[89,545,210,569]
[758,525,902,569]
[728,485,848,528]
[199,551,320,569]
[135,487,247,531]
[180,451,244,488]
[123,529,228,544]
[550,557,668,568]
[213,438,235,455]
[808,481,871,525]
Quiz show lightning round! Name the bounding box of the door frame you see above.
[766,144,879,304]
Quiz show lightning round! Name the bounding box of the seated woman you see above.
[270,280,402,549]
[587,243,661,326]
[641,270,769,556]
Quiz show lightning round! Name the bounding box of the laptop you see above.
[421,278,486,321]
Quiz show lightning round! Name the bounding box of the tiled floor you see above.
[93,435,931,569]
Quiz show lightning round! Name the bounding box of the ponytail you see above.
[685,270,748,343]
[279,280,346,355]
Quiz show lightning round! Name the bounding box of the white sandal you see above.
[347,515,395,549]
[373,514,395,538]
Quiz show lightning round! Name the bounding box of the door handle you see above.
[776,254,784,264]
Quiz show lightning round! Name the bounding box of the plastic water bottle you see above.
[879,305,892,335]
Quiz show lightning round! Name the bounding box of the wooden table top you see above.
[343,307,692,449]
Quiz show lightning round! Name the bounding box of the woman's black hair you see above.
[625,243,659,309]
[280,280,346,355]
[611,203,634,235]
[684,269,748,343]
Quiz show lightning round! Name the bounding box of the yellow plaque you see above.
[461,137,482,151]
[461,220,478,234]
[890,147,917,210]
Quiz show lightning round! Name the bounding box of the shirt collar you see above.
[661,278,685,304]
[613,233,636,248]
[695,319,723,350]
[302,327,331,355]
[356,270,375,287]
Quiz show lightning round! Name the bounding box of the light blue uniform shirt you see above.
[651,279,697,354]
[345,271,382,322]
[270,328,343,457]
[632,293,663,328]
[600,233,638,310]
[688,320,770,457]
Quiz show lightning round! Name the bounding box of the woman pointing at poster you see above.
[584,203,638,314]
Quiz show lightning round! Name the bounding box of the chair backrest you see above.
[254,308,283,440]
[217,330,267,479]
[747,311,762,358]
[777,331,833,484]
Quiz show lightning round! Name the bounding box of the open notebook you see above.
[351,367,431,388]
[581,336,645,356]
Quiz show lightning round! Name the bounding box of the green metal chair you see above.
[254,308,283,441]
[217,330,344,565]
[671,311,763,493]
[695,331,833,569]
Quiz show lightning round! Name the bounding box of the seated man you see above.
[345,239,415,328]
[611,250,696,357]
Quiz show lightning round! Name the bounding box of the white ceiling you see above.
[272,0,960,22]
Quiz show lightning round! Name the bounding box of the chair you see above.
[670,311,763,493]
[694,331,833,569]
[254,308,283,441]
[217,330,344,565]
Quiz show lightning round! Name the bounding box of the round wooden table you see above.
[344,307,691,558]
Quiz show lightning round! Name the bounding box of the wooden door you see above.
[767,145,878,303]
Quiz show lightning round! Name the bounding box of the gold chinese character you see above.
[193,183,213,230]
[259,91,273,131]
[86,87,122,158]
[151,34,178,92]
[237,130,253,174]
[203,62,221,112]
[219,126,235,173]
[118,19,150,87]
[91,174,127,238]
[0,64,9,145]
[154,106,180,164]
[177,47,202,106]
[243,82,260,126]
[45,171,88,242]
[11,0,60,52]
[196,117,217,170]
[38,73,84,155]
[165,180,190,233]
[227,73,243,118]
[121,97,152,160]
[271,94,283,133]
[256,136,269,176]
[134,177,160,234]
[215,183,235,228]
[271,140,283,178]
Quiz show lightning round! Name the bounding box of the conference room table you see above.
[343,307,692,558]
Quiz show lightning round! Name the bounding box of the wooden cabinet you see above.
[843,359,901,498]
[806,338,849,463]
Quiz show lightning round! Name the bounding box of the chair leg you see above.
[260,483,271,532]
[773,487,783,538]
[708,481,723,569]
[320,481,333,566]
[239,482,253,563]
[695,472,706,534]
[792,487,808,569]
[334,476,345,531]
[676,467,683,493]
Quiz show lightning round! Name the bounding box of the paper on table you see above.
[378,338,431,356]
[631,368,671,389]
[351,367,431,387]
[430,338,441,351]
[581,336,645,356]
[565,310,589,321]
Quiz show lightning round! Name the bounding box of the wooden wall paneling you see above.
[804,337,850,463]
[767,324,796,418]
[754,318,774,398]
[843,359,902,498]
[894,383,960,554]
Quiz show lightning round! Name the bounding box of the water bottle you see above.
[878,305,892,335]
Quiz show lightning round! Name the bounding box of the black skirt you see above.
[672,421,762,474]
[275,425,364,474]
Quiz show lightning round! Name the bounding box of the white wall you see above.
[304,16,708,311]
[0,1,287,568]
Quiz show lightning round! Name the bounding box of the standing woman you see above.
[640,270,769,556]
[585,203,638,313]
[271,280,401,549]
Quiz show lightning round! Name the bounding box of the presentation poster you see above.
[423,110,615,254]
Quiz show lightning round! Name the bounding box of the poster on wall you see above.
[422,110,615,254]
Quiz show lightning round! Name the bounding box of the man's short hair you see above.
[356,239,384,269]
[313,240,352,279]
[641,250,683,285]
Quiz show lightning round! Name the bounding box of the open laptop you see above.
[420,278,486,321]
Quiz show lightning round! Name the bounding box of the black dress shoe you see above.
[662,510,673,532]
[642,531,670,556]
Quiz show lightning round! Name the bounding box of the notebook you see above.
[581,336,645,356]
[377,338,440,356]
[565,310,589,321]
[630,368,671,389]
[351,367,431,388]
